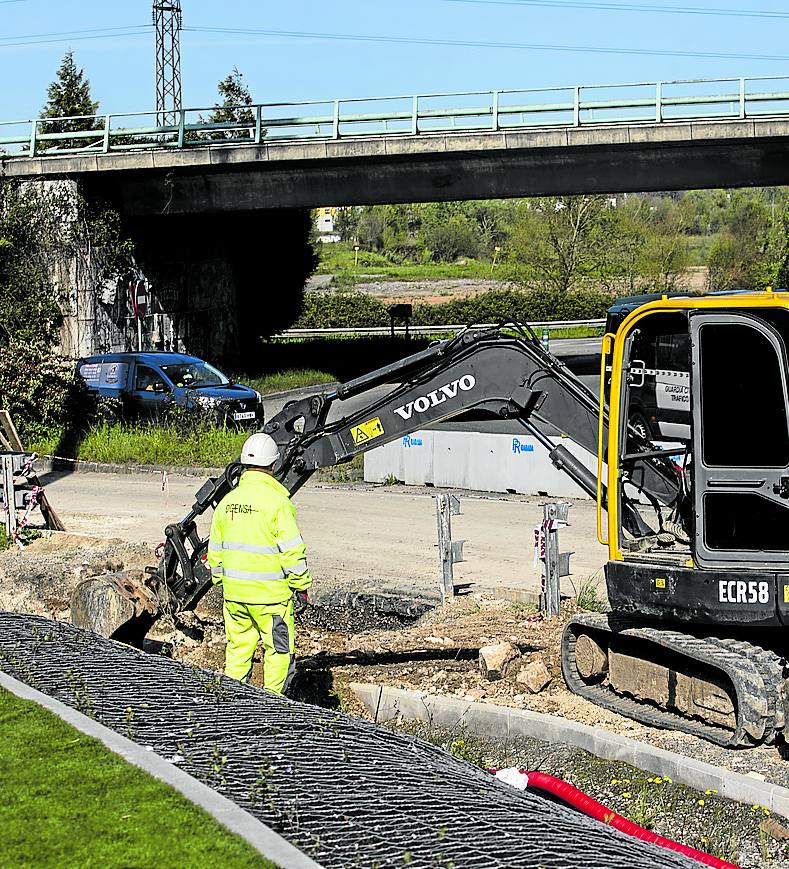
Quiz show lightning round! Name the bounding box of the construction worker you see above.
[206,432,311,694]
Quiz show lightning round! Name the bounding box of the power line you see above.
[183,25,789,62]
[0,25,149,44]
[0,25,150,49]
[441,0,789,20]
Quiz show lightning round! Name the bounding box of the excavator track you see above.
[562,614,786,748]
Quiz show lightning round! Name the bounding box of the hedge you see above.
[294,287,614,330]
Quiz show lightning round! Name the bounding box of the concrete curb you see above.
[36,457,224,478]
[0,671,323,869]
[351,682,789,820]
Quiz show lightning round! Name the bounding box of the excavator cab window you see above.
[691,311,789,567]
[616,311,692,558]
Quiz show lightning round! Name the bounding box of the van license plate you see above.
[233,411,255,421]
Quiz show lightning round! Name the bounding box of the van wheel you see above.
[629,413,651,440]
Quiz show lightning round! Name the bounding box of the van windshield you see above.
[160,361,230,389]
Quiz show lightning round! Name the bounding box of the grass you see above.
[315,242,495,282]
[0,688,274,869]
[240,369,335,394]
[30,423,247,468]
[572,573,609,612]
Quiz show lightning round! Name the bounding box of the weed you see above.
[207,746,229,791]
[447,737,486,768]
[123,706,135,740]
[200,673,230,702]
[315,453,364,484]
[65,669,95,719]
[571,573,609,612]
[382,473,401,486]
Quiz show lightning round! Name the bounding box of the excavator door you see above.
[690,311,789,570]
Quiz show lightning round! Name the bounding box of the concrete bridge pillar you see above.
[121,208,315,369]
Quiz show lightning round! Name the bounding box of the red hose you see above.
[494,769,740,869]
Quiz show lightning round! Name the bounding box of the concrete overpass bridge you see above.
[7,74,789,368]
[3,75,789,214]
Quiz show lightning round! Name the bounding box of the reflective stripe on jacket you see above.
[206,470,312,605]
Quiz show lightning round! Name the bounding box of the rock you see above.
[516,658,552,693]
[465,687,487,701]
[479,642,521,681]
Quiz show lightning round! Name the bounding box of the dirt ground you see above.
[36,471,609,601]
[3,524,787,800]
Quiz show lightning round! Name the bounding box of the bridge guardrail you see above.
[2,75,789,159]
[275,319,606,339]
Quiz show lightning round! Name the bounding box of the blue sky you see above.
[1,0,788,119]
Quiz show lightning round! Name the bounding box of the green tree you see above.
[205,68,255,140]
[0,181,132,441]
[40,51,99,150]
[508,196,610,293]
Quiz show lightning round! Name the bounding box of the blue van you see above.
[77,352,264,425]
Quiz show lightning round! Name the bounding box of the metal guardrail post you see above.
[1,454,16,538]
[655,82,662,123]
[255,104,263,143]
[332,100,340,139]
[739,78,746,119]
[28,120,37,157]
[411,95,419,135]
[436,494,464,603]
[537,502,572,619]
[103,115,111,152]
[177,109,185,147]
[573,86,581,126]
[492,90,499,131]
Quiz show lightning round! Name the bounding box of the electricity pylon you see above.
[153,1,182,127]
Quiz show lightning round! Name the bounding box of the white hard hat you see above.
[240,432,280,466]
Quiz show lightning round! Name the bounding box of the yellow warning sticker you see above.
[784,584,789,604]
[350,416,385,446]
[655,577,666,589]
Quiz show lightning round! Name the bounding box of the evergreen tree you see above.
[40,51,99,149]
[206,68,255,139]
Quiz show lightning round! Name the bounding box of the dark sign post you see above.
[129,279,149,351]
[388,303,413,339]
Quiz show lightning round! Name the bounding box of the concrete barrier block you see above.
[98,151,155,172]
[2,158,44,176]
[445,133,507,152]
[567,127,630,147]
[505,130,568,149]
[459,699,511,739]
[384,136,448,155]
[326,139,387,159]
[267,142,329,161]
[691,120,755,140]
[753,119,789,139]
[36,154,99,173]
[209,145,268,165]
[152,150,212,169]
[627,124,693,144]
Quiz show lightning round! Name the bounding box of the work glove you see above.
[293,590,309,615]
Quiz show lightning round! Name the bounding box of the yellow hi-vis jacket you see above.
[206,470,312,605]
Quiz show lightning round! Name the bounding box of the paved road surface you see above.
[42,472,607,601]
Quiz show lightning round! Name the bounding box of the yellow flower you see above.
[698,799,705,806]
[621,792,631,799]
[611,779,620,785]
[704,789,718,795]
[663,776,672,783]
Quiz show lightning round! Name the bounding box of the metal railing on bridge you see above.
[2,75,789,158]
